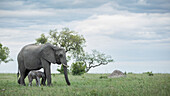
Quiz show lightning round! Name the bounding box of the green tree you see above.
[36,28,114,73]
[0,43,13,64]
[36,28,86,74]
[71,61,86,75]
[35,34,48,44]
[77,50,114,72]
[35,28,86,59]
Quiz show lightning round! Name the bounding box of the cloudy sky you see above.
[0,0,170,73]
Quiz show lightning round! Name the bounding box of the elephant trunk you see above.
[63,64,70,85]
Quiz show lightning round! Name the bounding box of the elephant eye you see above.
[59,54,63,57]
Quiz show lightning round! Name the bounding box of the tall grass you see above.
[0,73,169,96]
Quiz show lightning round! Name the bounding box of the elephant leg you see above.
[41,59,51,86]
[41,79,43,85]
[44,66,51,86]
[20,73,26,86]
[41,76,46,86]
[29,79,33,86]
[20,69,30,86]
[36,77,40,87]
[19,68,26,86]
[28,75,33,86]
[35,78,38,86]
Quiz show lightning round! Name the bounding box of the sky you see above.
[0,0,170,73]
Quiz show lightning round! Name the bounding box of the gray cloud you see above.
[0,0,170,73]
[1,0,169,30]
[0,0,110,10]
[112,0,170,13]
[0,0,170,62]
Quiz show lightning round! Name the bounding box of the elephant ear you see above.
[41,44,56,63]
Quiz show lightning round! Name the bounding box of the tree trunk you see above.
[63,66,71,85]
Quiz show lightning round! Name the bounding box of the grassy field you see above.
[0,73,170,96]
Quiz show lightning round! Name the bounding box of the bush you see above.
[99,76,108,79]
[143,71,154,76]
[124,71,127,75]
[148,72,154,76]
[128,72,133,74]
[0,43,13,64]
[71,62,86,75]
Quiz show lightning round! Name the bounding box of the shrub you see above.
[143,71,154,76]
[71,61,86,75]
[128,72,133,74]
[124,71,127,75]
[99,76,108,79]
[148,72,154,76]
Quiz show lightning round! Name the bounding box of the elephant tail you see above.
[17,68,19,78]
[17,72,19,78]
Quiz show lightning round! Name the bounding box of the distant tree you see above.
[35,28,86,59]
[71,61,86,75]
[35,34,48,44]
[77,50,114,72]
[0,43,13,64]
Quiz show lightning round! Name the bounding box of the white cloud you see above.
[0,28,45,48]
[0,9,56,17]
[72,0,84,5]
[69,13,170,43]
[0,1,24,8]
[132,38,170,44]
[135,31,161,39]
[138,0,148,5]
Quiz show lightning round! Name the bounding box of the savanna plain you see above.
[0,73,170,96]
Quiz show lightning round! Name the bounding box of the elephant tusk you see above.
[62,64,69,68]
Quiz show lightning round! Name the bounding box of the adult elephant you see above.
[17,43,70,86]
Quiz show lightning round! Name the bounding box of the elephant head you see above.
[41,43,70,85]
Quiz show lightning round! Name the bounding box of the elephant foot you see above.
[47,83,52,86]
[17,79,21,84]
[19,82,26,86]
[18,80,20,84]
[17,78,26,86]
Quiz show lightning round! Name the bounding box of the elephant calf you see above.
[28,71,45,86]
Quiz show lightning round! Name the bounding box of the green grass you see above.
[0,73,170,96]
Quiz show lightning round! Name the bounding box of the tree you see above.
[71,61,86,75]
[0,43,13,64]
[77,50,114,72]
[35,28,86,59]
[35,34,48,44]
[36,28,114,73]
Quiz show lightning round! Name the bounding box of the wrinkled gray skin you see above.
[17,43,70,86]
[28,71,45,86]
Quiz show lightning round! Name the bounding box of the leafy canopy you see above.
[35,28,86,59]
[0,43,13,64]
[36,34,48,44]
